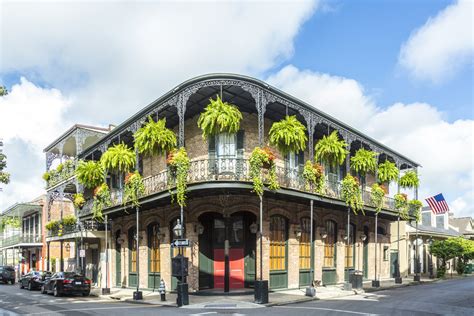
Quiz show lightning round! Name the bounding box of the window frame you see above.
[323,220,337,268]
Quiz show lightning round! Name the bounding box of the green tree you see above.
[0,153,10,185]
[0,85,8,96]
[430,238,464,277]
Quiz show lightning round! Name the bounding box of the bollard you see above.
[158,279,166,302]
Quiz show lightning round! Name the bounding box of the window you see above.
[148,223,160,273]
[323,220,337,268]
[345,223,356,268]
[299,217,312,269]
[377,226,386,236]
[436,215,445,228]
[270,216,287,271]
[383,246,389,261]
[422,212,431,226]
[129,227,137,273]
[217,133,236,158]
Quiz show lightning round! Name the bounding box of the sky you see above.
[0,0,473,218]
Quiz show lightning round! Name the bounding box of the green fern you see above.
[269,115,307,155]
[394,193,409,220]
[76,160,105,189]
[314,131,348,168]
[350,149,377,176]
[370,183,385,213]
[399,171,419,188]
[134,116,177,156]
[100,143,136,173]
[341,175,364,215]
[197,95,243,139]
[377,161,399,184]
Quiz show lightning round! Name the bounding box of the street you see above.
[0,278,473,315]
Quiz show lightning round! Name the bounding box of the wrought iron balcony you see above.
[46,220,105,238]
[0,234,42,248]
[78,158,396,216]
[46,160,76,189]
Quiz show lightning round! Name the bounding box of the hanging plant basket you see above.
[350,148,377,177]
[123,171,146,208]
[409,199,423,222]
[76,160,105,189]
[92,183,112,222]
[399,171,419,188]
[377,161,399,184]
[73,193,86,209]
[166,147,190,207]
[394,193,409,220]
[341,175,364,215]
[100,143,136,173]
[197,95,243,139]
[269,115,307,155]
[302,160,325,193]
[249,146,279,197]
[134,116,177,156]
[314,131,348,168]
[370,183,385,213]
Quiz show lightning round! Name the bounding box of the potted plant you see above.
[100,143,136,173]
[92,183,112,222]
[377,160,399,193]
[269,115,307,155]
[249,146,279,197]
[76,160,105,189]
[399,171,419,189]
[45,220,60,232]
[197,95,243,138]
[73,193,86,209]
[166,147,190,206]
[350,148,377,181]
[370,183,385,213]
[341,174,364,214]
[314,131,348,167]
[123,171,146,207]
[134,116,177,156]
[409,199,423,222]
[302,160,325,193]
[61,214,77,228]
[394,193,409,220]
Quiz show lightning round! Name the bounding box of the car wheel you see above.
[10,280,15,285]
[82,291,90,297]
[53,286,61,297]
[41,285,47,294]
[19,281,24,289]
[28,282,32,291]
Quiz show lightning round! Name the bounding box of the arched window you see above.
[128,227,137,273]
[345,223,356,268]
[323,220,337,268]
[299,217,313,269]
[270,215,288,271]
[148,223,160,273]
[377,226,386,236]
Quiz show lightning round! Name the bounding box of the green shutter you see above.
[236,130,244,179]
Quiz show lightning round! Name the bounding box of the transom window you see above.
[270,216,287,271]
[299,217,312,269]
[323,220,337,268]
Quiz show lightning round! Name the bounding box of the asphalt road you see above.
[0,277,473,315]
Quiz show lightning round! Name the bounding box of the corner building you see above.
[50,74,419,292]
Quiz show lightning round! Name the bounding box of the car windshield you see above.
[64,272,82,278]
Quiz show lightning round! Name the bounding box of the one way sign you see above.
[171,239,190,248]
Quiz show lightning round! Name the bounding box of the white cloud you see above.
[1,0,318,125]
[268,65,474,217]
[398,0,474,82]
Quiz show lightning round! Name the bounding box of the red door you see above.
[213,248,245,289]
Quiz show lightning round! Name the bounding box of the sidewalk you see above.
[95,275,473,308]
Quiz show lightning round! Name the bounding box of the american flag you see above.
[425,193,449,214]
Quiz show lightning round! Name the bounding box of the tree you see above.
[0,86,8,96]
[0,153,10,185]
[430,238,464,277]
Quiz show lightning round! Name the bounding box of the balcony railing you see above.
[80,158,395,216]
[46,160,76,189]
[0,234,42,248]
[46,220,106,238]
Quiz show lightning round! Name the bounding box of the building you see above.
[42,74,420,292]
[449,215,474,241]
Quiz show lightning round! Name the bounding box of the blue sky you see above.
[0,0,473,217]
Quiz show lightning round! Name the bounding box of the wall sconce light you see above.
[195,223,204,235]
[294,226,302,239]
[320,228,328,239]
[65,242,71,251]
[117,237,125,245]
[249,222,258,234]
[360,234,367,242]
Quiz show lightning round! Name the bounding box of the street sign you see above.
[79,249,86,258]
[171,239,190,248]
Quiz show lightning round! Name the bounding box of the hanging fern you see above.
[341,175,364,215]
[76,160,105,189]
[409,199,423,222]
[61,214,77,227]
[302,160,325,193]
[394,193,409,220]
[73,193,86,209]
[123,171,146,208]
[269,115,307,155]
[197,95,243,139]
[100,143,136,173]
[92,183,112,222]
[314,131,348,168]
[350,149,377,177]
[0,172,10,184]
[249,147,279,197]
[399,171,419,188]
[45,220,60,232]
[377,161,399,184]
[167,147,190,207]
[370,183,385,213]
[134,116,177,156]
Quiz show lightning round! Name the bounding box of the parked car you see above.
[19,271,52,290]
[41,272,91,297]
[0,266,15,284]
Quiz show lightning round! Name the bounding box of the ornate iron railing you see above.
[46,220,105,238]
[46,160,76,189]
[80,158,396,216]
[0,234,42,248]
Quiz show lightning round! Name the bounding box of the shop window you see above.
[148,223,160,273]
[299,217,312,269]
[270,215,288,271]
[323,220,337,268]
[345,223,356,268]
[129,227,137,273]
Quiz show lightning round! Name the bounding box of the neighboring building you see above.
[42,74,419,292]
[449,215,474,241]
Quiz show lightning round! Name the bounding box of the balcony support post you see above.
[257,90,266,147]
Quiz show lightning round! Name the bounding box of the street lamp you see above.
[173,219,183,238]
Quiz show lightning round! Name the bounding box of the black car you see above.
[0,266,15,284]
[19,271,52,290]
[41,272,91,297]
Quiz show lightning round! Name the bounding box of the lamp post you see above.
[133,149,143,301]
[344,208,352,291]
[414,220,421,282]
[428,238,434,279]
[102,214,110,294]
[305,199,315,297]
[254,195,268,304]
[372,213,380,287]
